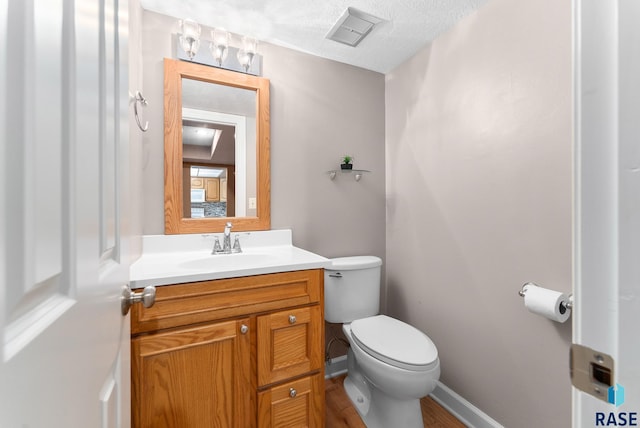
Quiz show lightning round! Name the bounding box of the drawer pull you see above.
[289,388,297,398]
[288,315,297,324]
[240,324,249,334]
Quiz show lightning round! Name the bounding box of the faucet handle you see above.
[233,235,242,253]
[212,237,222,254]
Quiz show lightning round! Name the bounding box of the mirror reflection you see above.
[185,164,232,218]
[181,78,257,218]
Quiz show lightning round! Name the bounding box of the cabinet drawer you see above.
[257,373,324,428]
[132,269,323,334]
[257,305,323,387]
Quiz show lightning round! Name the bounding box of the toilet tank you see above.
[324,256,382,323]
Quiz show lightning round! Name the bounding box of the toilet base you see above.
[344,375,370,418]
[343,374,424,428]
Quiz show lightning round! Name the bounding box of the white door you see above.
[0,0,132,426]
[573,0,640,425]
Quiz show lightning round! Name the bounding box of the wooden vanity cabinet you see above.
[131,269,325,428]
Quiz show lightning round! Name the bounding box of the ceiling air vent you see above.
[326,7,383,47]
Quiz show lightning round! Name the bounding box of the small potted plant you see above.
[340,155,354,170]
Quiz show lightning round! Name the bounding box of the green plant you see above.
[341,155,353,164]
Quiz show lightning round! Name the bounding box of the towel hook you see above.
[133,90,149,132]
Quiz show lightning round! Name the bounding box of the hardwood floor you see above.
[325,375,466,428]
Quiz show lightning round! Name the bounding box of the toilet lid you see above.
[350,315,438,371]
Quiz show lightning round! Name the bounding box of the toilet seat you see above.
[350,315,438,371]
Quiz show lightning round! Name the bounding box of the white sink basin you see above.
[129,230,330,288]
[178,253,279,270]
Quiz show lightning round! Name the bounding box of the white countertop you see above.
[130,229,330,288]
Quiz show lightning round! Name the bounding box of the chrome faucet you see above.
[212,222,242,254]
[222,222,232,253]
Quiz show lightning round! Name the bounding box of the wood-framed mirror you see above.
[164,58,270,234]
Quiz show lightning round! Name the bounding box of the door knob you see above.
[121,284,156,315]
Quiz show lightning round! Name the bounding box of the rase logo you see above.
[595,384,638,426]
[609,384,626,407]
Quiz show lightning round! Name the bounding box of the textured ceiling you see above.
[138,0,489,73]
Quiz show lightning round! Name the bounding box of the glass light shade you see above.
[210,28,230,65]
[178,19,201,59]
[237,36,258,72]
[241,36,258,54]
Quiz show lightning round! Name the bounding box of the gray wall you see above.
[140,10,386,262]
[385,0,572,426]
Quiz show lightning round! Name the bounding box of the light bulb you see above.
[237,36,258,72]
[178,19,201,60]
[210,28,230,66]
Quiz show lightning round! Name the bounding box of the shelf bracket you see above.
[327,169,370,181]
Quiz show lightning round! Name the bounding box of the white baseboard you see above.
[429,381,504,428]
[324,355,348,379]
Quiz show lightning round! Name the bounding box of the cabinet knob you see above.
[288,315,297,324]
[289,388,297,398]
[240,324,249,334]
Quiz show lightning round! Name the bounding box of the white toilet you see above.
[324,256,440,428]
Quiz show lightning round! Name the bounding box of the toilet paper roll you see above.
[522,283,571,323]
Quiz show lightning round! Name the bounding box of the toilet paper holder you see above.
[518,282,574,311]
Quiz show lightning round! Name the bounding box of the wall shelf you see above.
[327,169,371,181]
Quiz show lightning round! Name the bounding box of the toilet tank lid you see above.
[327,256,382,271]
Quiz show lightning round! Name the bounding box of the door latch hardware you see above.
[570,344,615,403]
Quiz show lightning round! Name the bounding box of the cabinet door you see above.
[191,177,204,188]
[132,318,253,428]
[257,374,324,428]
[257,305,323,386]
[220,178,228,202]
[205,177,220,201]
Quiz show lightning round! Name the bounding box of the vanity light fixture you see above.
[176,20,263,75]
[237,36,258,72]
[178,19,201,60]
[210,28,231,66]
